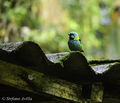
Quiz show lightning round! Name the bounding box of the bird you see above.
[68,32,84,52]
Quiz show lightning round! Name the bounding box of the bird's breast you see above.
[68,40,81,51]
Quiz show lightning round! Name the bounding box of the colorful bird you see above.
[68,32,84,52]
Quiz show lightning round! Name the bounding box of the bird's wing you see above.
[75,40,83,51]
[79,39,81,43]
[79,39,81,41]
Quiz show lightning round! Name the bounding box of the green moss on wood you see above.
[103,63,120,86]
[56,51,96,83]
[0,60,83,102]
[89,59,120,65]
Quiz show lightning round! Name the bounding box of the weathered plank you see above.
[0,60,83,102]
[0,41,109,102]
[46,52,69,62]
[91,63,115,74]
[0,42,96,83]
[0,59,104,103]
[55,51,96,83]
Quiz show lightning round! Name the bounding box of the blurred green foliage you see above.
[0,0,120,59]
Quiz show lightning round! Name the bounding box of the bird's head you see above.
[68,32,79,40]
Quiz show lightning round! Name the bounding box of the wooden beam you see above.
[0,60,83,102]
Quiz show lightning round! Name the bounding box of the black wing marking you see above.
[79,39,81,43]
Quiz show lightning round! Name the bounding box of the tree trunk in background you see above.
[40,0,67,26]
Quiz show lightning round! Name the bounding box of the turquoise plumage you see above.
[68,32,84,52]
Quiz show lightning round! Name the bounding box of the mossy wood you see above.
[0,60,104,103]
[46,52,120,103]
[0,60,83,102]
[0,41,120,103]
[0,41,96,83]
